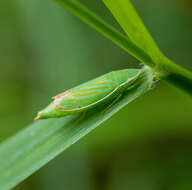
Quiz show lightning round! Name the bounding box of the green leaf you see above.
[0,67,153,190]
[102,0,164,64]
[56,0,154,67]
[54,0,192,95]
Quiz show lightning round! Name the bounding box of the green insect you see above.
[35,68,142,120]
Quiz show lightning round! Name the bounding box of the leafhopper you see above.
[35,68,145,120]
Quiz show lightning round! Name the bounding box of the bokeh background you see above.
[1,0,192,189]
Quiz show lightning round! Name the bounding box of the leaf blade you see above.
[0,67,153,190]
[102,0,164,64]
[55,0,154,66]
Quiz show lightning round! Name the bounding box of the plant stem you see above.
[55,0,154,66]
[156,57,192,94]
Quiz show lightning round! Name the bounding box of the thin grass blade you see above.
[0,67,153,190]
[103,0,165,64]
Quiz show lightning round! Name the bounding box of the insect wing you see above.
[56,74,116,111]
[35,69,141,119]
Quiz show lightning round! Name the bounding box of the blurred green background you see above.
[1,0,192,189]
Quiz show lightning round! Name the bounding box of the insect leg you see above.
[101,94,122,114]
[75,111,86,124]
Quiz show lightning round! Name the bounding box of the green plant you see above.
[0,0,191,189]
